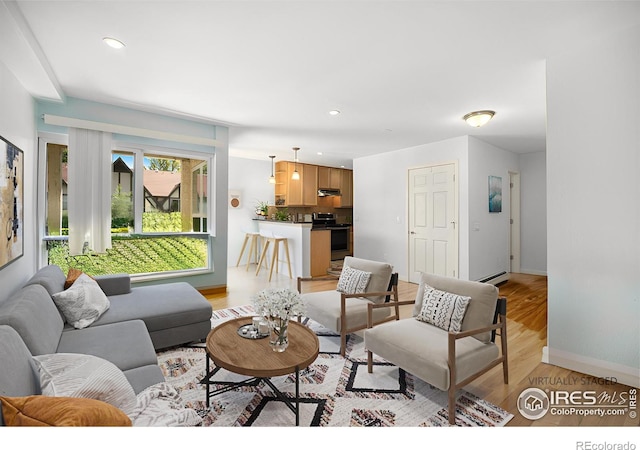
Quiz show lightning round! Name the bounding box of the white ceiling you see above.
[3,1,639,168]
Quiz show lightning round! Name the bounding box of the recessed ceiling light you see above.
[329,110,340,116]
[103,37,126,49]
[317,152,323,155]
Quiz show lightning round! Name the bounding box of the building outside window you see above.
[41,140,212,277]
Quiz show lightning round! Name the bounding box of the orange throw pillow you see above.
[64,268,86,290]
[0,395,132,426]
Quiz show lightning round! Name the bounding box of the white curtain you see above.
[68,128,112,256]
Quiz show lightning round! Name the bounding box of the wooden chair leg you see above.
[448,388,456,425]
[268,238,278,281]
[282,239,292,279]
[340,331,346,357]
[255,240,270,276]
[236,234,249,267]
[245,235,257,271]
[367,351,373,373]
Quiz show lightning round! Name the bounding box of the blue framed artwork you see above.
[488,175,502,213]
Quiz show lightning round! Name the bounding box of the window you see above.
[41,139,212,277]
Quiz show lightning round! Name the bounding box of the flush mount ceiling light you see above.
[268,155,276,184]
[291,147,300,180]
[102,37,126,49]
[329,110,341,116]
[463,110,495,127]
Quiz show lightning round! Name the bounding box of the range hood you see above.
[317,188,341,197]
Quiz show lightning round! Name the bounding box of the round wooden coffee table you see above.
[203,316,319,425]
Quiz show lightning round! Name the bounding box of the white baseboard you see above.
[518,269,548,276]
[545,346,640,388]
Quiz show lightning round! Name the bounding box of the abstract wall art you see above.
[0,136,24,270]
[488,175,502,213]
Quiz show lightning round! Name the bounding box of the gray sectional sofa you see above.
[0,265,213,425]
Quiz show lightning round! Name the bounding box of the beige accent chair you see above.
[364,272,508,425]
[297,256,399,356]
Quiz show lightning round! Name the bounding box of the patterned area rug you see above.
[156,305,513,427]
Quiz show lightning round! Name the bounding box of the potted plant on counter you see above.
[274,208,290,221]
[255,201,269,219]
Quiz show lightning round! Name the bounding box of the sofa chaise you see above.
[0,265,213,425]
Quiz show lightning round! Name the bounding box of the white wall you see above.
[467,137,520,281]
[0,62,36,303]
[353,136,469,280]
[228,157,274,267]
[546,25,640,387]
[519,151,547,275]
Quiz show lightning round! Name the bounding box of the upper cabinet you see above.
[275,161,318,206]
[318,166,342,189]
[276,161,352,208]
[302,164,318,206]
[335,169,352,208]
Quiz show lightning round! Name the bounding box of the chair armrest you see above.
[448,322,504,341]
[366,299,416,328]
[342,291,395,299]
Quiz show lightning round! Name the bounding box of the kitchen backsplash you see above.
[271,204,353,224]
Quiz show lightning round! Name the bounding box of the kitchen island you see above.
[256,220,330,279]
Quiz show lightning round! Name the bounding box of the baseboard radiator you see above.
[477,271,510,286]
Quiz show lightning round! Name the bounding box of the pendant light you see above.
[291,147,300,180]
[268,155,276,184]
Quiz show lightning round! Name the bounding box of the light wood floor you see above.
[203,266,638,427]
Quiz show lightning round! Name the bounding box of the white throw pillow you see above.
[33,353,137,416]
[336,266,371,295]
[52,273,110,329]
[416,285,471,332]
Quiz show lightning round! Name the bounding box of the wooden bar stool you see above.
[236,231,268,271]
[255,231,292,281]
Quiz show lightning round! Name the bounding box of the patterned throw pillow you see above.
[33,353,137,417]
[416,285,471,332]
[336,266,372,295]
[52,273,110,329]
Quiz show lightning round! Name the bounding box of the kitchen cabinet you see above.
[318,166,342,189]
[275,161,318,206]
[302,164,318,206]
[310,229,331,277]
[334,169,352,208]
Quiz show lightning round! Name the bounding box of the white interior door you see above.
[509,171,521,273]
[408,163,458,283]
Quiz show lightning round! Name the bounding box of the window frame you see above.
[37,133,215,277]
